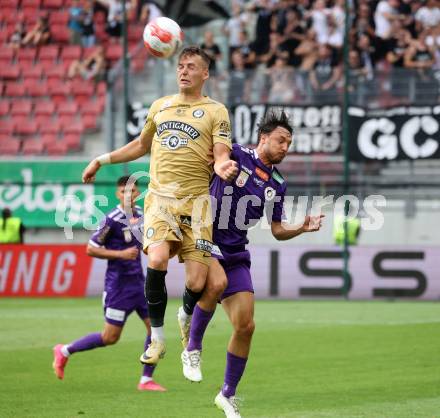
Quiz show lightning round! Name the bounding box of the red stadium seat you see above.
[0,0,19,8]
[0,65,21,80]
[71,79,95,96]
[17,48,37,66]
[83,46,100,58]
[34,100,56,116]
[105,44,123,62]
[0,138,21,154]
[0,100,10,117]
[38,45,59,61]
[83,114,98,131]
[5,82,26,96]
[61,117,84,135]
[38,117,61,135]
[42,0,62,8]
[49,11,69,25]
[24,80,49,97]
[3,10,22,25]
[46,141,68,155]
[22,8,43,24]
[22,0,41,7]
[13,117,39,135]
[80,100,101,117]
[96,81,107,97]
[45,64,66,81]
[22,139,45,155]
[61,45,82,61]
[0,47,14,63]
[57,101,78,117]
[64,133,81,151]
[10,99,33,116]
[48,80,71,97]
[0,120,14,135]
[51,25,70,43]
[128,24,144,42]
[22,63,44,80]
[40,134,58,146]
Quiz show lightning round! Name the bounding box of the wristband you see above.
[96,153,111,166]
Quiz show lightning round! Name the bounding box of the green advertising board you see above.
[0,160,150,228]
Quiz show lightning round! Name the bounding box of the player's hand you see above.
[82,159,100,184]
[214,159,239,182]
[120,246,139,260]
[302,214,325,232]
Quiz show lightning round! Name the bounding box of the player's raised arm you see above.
[271,214,325,241]
[213,143,238,182]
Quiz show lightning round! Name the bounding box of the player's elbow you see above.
[86,244,96,257]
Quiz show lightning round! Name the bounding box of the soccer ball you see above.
[143,17,184,59]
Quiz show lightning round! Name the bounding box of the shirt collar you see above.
[253,148,273,171]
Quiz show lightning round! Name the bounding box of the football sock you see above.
[66,333,105,354]
[222,351,248,398]
[145,267,167,328]
[151,326,165,342]
[186,304,214,351]
[142,335,155,377]
[182,286,203,316]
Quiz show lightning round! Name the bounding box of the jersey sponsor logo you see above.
[105,307,125,322]
[157,121,200,139]
[122,227,132,243]
[253,177,265,187]
[211,244,224,258]
[192,109,204,118]
[161,133,188,150]
[272,170,284,184]
[241,165,253,175]
[235,170,249,187]
[218,120,231,138]
[146,227,154,239]
[264,186,276,201]
[255,167,269,182]
[195,239,213,253]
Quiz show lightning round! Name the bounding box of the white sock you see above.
[178,306,191,323]
[61,345,71,357]
[140,376,153,384]
[151,326,165,342]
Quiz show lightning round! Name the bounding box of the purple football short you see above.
[213,245,254,300]
[102,284,148,326]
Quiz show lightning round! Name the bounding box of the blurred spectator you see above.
[68,46,106,81]
[0,208,25,244]
[415,0,440,31]
[280,9,306,67]
[233,30,257,69]
[69,0,84,45]
[374,0,402,40]
[8,23,26,50]
[138,0,162,24]
[259,32,290,68]
[249,0,273,56]
[356,34,378,79]
[224,2,248,54]
[268,57,295,103]
[227,50,249,107]
[352,3,375,39]
[96,0,129,39]
[22,16,50,46]
[309,0,330,45]
[201,31,222,100]
[295,28,319,71]
[81,0,96,47]
[309,44,341,103]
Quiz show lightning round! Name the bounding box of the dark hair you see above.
[178,46,211,68]
[257,110,294,143]
[116,175,137,187]
[2,208,11,230]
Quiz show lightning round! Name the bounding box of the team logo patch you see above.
[122,228,132,243]
[195,239,213,253]
[192,109,204,118]
[255,167,269,182]
[218,120,231,138]
[105,307,125,322]
[235,170,249,187]
[161,133,188,150]
[176,108,186,115]
[146,227,154,239]
[264,187,275,201]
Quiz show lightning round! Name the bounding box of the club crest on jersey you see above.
[122,227,132,243]
[192,109,204,118]
[146,227,154,239]
[176,108,186,115]
[235,170,249,187]
[264,186,276,201]
[161,133,188,150]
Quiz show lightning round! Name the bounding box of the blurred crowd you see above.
[201,0,440,106]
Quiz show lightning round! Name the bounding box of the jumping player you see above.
[179,111,324,417]
[52,176,165,391]
[81,46,238,367]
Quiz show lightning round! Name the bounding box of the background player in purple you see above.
[52,176,165,392]
[179,111,324,417]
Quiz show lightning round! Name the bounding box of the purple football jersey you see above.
[211,143,287,248]
[89,205,144,292]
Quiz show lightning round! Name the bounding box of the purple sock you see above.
[186,304,214,352]
[142,335,155,377]
[222,351,248,398]
[67,332,105,354]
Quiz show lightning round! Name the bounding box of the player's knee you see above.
[185,272,206,293]
[235,319,255,338]
[206,276,227,298]
[147,252,168,270]
[102,331,120,345]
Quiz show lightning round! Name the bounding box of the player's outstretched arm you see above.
[86,244,139,260]
[213,143,238,182]
[271,214,325,241]
[82,130,154,183]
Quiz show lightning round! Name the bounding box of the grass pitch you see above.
[1,298,439,418]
